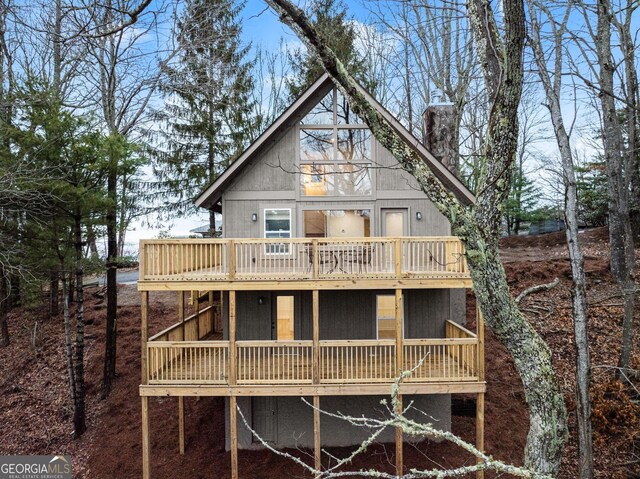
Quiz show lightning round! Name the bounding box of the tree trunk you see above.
[0,266,9,347]
[62,273,76,404]
[596,0,636,373]
[527,4,594,474]
[50,267,60,318]
[86,224,100,259]
[73,214,86,437]
[265,1,568,474]
[465,240,567,474]
[68,274,74,303]
[103,156,118,398]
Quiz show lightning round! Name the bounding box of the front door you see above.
[252,397,277,443]
[381,209,409,272]
[271,294,295,340]
[381,209,409,237]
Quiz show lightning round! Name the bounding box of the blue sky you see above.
[129,0,377,247]
[240,1,372,52]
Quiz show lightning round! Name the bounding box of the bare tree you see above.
[527,0,594,476]
[237,371,553,478]
[586,0,637,374]
[71,0,171,398]
[366,0,480,176]
[265,0,567,474]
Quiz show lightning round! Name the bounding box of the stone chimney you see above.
[422,90,458,175]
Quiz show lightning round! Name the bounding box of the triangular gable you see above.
[195,73,475,210]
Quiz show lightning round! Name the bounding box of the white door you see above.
[381,209,408,272]
[381,209,408,237]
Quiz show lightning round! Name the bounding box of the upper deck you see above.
[138,236,472,291]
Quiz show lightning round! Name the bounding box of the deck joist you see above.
[138,277,473,291]
[140,382,486,397]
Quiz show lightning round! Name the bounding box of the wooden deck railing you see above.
[146,321,480,386]
[149,304,216,342]
[139,236,468,282]
[237,341,313,384]
[147,341,229,384]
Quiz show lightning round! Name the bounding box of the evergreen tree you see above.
[286,0,368,99]
[152,0,256,231]
[504,169,540,235]
[5,80,110,436]
[576,159,608,227]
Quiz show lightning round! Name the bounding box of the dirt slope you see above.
[0,227,638,478]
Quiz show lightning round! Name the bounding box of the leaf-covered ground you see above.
[0,227,638,478]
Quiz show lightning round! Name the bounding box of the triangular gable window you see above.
[299,87,371,196]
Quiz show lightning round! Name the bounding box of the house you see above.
[137,74,485,479]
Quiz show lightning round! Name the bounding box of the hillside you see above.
[0,227,638,478]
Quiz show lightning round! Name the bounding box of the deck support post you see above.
[395,394,403,477]
[395,289,403,371]
[477,303,485,381]
[476,392,485,479]
[141,291,149,384]
[313,395,321,476]
[312,290,319,384]
[141,291,150,479]
[208,291,214,333]
[230,395,238,479]
[395,289,403,477]
[195,290,201,339]
[178,396,185,455]
[178,291,185,340]
[476,302,485,478]
[229,291,236,385]
[142,396,150,479]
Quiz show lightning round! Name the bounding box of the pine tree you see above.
[576,159,608,227]
[152,0,256,231]
[286,0,368,99]
[504,170,540,235]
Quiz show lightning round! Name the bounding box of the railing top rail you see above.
[148,305,216,341]
[319,339,396,346]
[445,320,477,338]
[147,338,477,346]
[403,338,478,345]
[236,340,313,347]
[148,340,230,347]
[140,236,465,245]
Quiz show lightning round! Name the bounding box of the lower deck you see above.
[142,335,484,397]
[139,287,486,479]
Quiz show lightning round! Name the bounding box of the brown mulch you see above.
[0,227,638,478]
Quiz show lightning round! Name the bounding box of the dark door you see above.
[252,397,277,443]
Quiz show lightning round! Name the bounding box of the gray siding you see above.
[217,92,466,452]
[220,114,453,239]
[375,138,423,192]
[226,395,451,450]
[227,128,297,193]
[223,289,464,342]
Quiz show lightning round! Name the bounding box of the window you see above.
[264,209,291,254]
[300,164,371,196]
[304,210,371,238]
[300,88,371,197]
[376,295,403,340]
[337,129,371,162]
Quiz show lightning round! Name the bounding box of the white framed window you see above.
[376,294,404,340]
[264,208,291,254]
